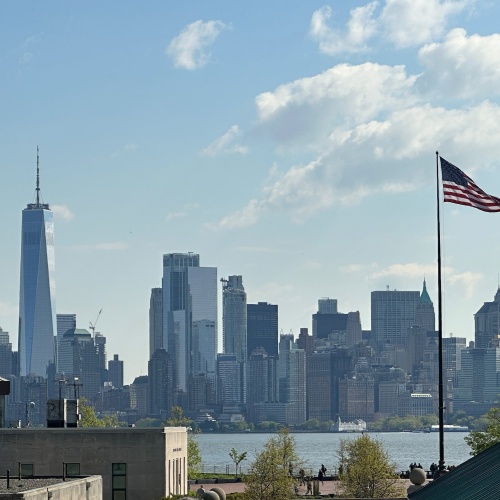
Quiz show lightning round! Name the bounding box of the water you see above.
[196,432,472,475]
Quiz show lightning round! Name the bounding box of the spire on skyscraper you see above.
[28,146,50,210]
[420,278,433,305]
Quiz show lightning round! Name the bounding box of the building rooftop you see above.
[0,477,77,494]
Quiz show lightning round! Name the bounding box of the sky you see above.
[2,0,500,384]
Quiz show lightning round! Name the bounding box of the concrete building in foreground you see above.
[0,426,187,499]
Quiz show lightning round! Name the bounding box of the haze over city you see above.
[2,1,500,383]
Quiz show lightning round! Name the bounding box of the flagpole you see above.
[436,150,445,472]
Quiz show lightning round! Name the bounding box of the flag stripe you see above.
[440,157,500,213]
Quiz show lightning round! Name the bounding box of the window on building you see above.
[65,463,80,476]
[112,463,127,500]
[19,463,34,478]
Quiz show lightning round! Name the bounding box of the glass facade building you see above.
[18,198,56,377]
[162,253,217,392]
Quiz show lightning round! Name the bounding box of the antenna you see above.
[36,146,40,207]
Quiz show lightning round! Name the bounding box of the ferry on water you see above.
[430,424,468,432]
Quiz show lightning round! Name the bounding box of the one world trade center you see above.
[18,149,56,376]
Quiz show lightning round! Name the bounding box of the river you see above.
[196,431,472,475]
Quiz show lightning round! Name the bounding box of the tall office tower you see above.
[222,276,247,362]
[148,349,174,419]
[415,280,435,332]
[108,354,124,388]
[162,253,217,392]
[345,312,362,347]
[278,334,306,425]
[338,376,375,422]
[149,288,163,359]
[18,151,56,377]
[0,328,13,377]
[56,314,76,372]
[247,302,278,359]
[247,349,278,405]
[307,351,332,421]
[216,353,245,408]
[443,336,467,387]
[474,288,500,348]
[94,333,108,386]
[297,328,314,354]
[456,347,500,405]
[58,329,102,402]
[130,375,148,419]
[371,289,420,350]
[318,298,337,314]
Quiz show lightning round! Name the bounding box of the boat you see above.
[331,417,367,432]
[430,424,468,432]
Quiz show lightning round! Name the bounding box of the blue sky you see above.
[2,0,500,383]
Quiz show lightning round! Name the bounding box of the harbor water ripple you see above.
[196,431,471,475]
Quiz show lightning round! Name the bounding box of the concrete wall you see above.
[0,427,187,500]
[0,476,102,500]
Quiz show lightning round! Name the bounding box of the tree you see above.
[337,434,404,498]
[465,405,500,456]
[229,448,248,477]
[244,428,300,500]
[164,406,202,478]
[79,399,120,428]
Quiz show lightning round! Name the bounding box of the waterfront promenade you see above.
[190,478,414,496]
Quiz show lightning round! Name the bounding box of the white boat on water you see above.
[331,417,367,432]
[430,424,468,432]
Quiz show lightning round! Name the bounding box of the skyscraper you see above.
[56,314,76,372]
[247,302,278,358]
[474,288,500,348]
[162,253,217,392]
[371,289,420,350]
[18,150,56,377]
[149,288,163,359]
[222,275,247,362]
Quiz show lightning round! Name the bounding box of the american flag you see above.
[440,157,500,212]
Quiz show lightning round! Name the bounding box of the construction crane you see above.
[89,309,102,337]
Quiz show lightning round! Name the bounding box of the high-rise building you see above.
[318,298,337,314]
[149,288,163,359]
[18,150,56,377]
[108,354,124,388]
[130,375,148,419]
[162,253,217,392]
[222,276,247,363]
[474,288,500,348]
[0,329,13,378]
[247,302,278,359]
[278,334,306,425]
[415,280,435,332]
[216,353,245,408]
[148,349,174,419]
[371,289,420,350]
[56,314,76,372]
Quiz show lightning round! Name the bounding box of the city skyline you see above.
[3,2,500,383]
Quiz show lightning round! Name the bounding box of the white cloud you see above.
[166,20,228,70]
[447,271,482,298]
[51,204,74,221]
[418,29,500,99]
[310,3,379,55]
[215,98,500,229]
[19,52,33,64]
[255,63,417,149]
[310,1,471,54]
[166,211,187,221]
[370,263,440,280]
[380,0,470,48]
[201,125,248,156]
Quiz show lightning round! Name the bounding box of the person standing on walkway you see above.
[196,485,205,498]
[306,477,312,495]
